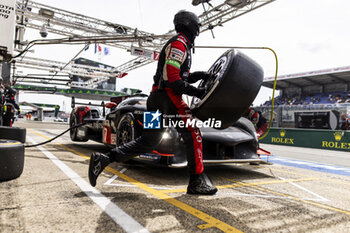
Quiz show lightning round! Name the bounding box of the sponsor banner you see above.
[130,46,159,61]
[0,0,16,56]
[259,128,350,151]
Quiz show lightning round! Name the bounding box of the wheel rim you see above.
[117,120,133,146]
[192,56,228,107]
[205,56,227,90]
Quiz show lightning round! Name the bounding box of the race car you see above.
[69,49,270,167]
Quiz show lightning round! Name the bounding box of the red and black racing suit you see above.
[2,89,20,127]
[245,107,268,138]
[151,33,204,175]
[341,117,350,130]
[111,33,205,175]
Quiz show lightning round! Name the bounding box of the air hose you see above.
[195,45,278,141]
[24,122,86,148]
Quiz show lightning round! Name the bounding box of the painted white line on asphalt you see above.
[278,177,329,202]
[27,136,149,233]
[218,193,326,201]
[104,168,128,185]
[104,169,173,190]
[104,183,174,190]
[105,175,121,185]
[260,155,350,176]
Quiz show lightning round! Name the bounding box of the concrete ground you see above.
[260,143,350,168]
[1,120,350,232]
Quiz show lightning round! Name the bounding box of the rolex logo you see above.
[334,132,343,141]
[280,129,286,137]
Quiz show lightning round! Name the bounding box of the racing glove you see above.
[184,85,206,99]
[193,87,206,99]
[187,71,212,83]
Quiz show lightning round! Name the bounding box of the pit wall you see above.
[259,128,350,152]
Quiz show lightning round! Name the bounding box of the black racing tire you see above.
[191,49,264,129]
[69,114,88,142]
[0,140,25,181]
[0,126,26,143]
[116,113,136,146]
[70,114,79,141]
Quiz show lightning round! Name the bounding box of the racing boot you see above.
[187,173,218,195]
[88,152,110,187]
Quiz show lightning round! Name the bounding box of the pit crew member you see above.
[88,10,217,195]
[245,107,267,138]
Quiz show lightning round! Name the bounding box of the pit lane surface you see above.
[1,120,350,232]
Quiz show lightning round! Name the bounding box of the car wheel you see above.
[191,49,264,129]
[0,126,26,143]
[0,139,25,181]
[69,115,87,142]
[116,113,135,146]
[70,114,79,141]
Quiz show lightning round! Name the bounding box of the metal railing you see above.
[255,103,350,128]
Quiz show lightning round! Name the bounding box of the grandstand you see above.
[257,66,350,129]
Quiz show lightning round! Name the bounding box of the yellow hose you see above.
[258,47,278,141]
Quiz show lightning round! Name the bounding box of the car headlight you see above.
[162,132,170,139]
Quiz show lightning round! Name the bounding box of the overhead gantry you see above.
[12,0,276,89]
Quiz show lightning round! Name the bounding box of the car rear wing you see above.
[110,94,148,105]
[71,96,106,117]
[70,94,148,116]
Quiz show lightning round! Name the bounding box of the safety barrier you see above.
[259,128,350,152]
